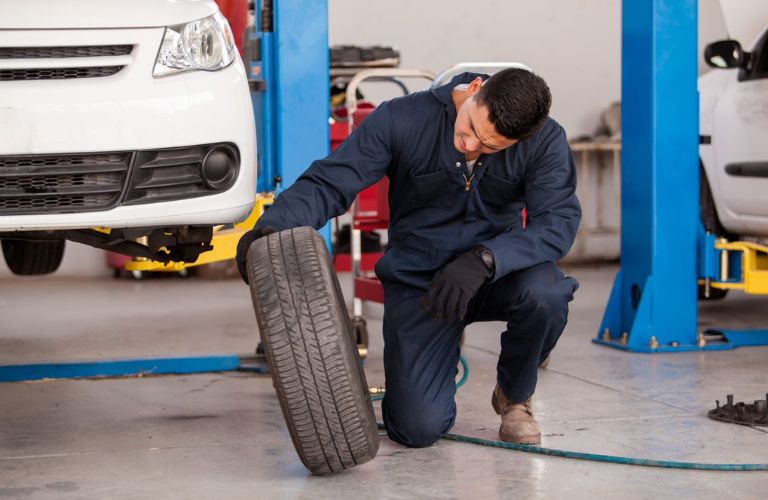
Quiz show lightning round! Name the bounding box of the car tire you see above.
[700,165,732,238]
[699,166,731,301]
[1,239,65,276]
[697,284,729,300]
[245,226,379,475]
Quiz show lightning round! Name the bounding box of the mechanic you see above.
[236,69,581,447]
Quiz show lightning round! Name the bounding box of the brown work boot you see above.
[491,384,541,445]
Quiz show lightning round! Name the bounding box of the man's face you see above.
[454,79,518,156]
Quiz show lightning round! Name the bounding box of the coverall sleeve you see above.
[256,102,395,231]
[481,125,582,280]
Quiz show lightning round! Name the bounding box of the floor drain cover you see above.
[708,394,768,426]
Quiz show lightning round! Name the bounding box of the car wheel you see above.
[245,227,379,475]
[700,165,732,238]
[699,165,732,301]
[697,285,729,300]
[1,239,65,276]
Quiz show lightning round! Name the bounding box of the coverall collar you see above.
[430,72,489,119]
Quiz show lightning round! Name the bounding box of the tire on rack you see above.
[697,284,729,300]
[1,239,65,276]
[246,226,379,475]
[698,165,730,301]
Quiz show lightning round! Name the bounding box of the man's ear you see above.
[466,76,484,97]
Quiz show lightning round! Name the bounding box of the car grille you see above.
[0,45,133,59]
[0,153,131,214]
[0,66,123,81]
[0,144,239,215]
[0,44,132,81]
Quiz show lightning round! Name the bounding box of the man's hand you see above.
[421,246,494,321]
[236,226,276,284]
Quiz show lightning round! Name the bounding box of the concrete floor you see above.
[1,265,767,499]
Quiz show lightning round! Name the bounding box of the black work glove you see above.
[236,225,276,284]
[421,246,494,321]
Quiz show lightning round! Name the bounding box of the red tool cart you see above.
[336,68,437,350]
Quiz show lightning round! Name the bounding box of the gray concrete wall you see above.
[330,0,622,138]
[720,0,768,46]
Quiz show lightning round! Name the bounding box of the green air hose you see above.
[369,354,768,472]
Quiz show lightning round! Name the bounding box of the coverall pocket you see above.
[478,171,524,208]
[408,169,457,208]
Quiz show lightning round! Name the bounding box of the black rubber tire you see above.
[697,284,729,300]
[246,227,379,475]
[698,165,731,301]
[700,164,734,239]
[1,239,65,276]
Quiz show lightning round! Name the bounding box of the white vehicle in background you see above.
[0,0,256,275]
[700,27,768,240]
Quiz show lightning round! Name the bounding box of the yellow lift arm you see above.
[124,193,274,272]
[700,239,768,295]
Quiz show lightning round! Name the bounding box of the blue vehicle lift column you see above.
[594,0,722,352]
[252,0,329,192]
[251,0,331,242]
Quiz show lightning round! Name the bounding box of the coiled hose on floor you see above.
[370,355,768,472]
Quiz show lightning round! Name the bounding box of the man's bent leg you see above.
[381,283,464,448]
[468,262,578,403]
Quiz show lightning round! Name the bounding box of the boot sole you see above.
[499,430,541,445]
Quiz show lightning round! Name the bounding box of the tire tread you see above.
[1,239,64,275]
[246,227,378,475]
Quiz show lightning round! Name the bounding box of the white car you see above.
[0,0,257,274]
[700,28,768,239]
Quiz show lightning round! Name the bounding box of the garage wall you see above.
[330,0,622,138]
[720,0,768,47]
[700,0,768,74]
[700,0,730,74]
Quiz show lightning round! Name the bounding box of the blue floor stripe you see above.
[0,355,249,382]
[711,329,768,347]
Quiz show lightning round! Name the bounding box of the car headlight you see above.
[153,12,236,77]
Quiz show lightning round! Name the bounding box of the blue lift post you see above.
[253,0,330,191]
[594,0,730,352]
[0,0,331,382]
[252,0,331,244]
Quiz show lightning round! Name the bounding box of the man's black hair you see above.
[475,68,552,141]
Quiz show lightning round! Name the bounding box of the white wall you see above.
[699,0,768,74]
[720,0,768,47]
[699,0,730,74]
[330,0,622,138]
[332,1,768,134]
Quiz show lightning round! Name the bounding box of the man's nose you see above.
[464,136,480,152]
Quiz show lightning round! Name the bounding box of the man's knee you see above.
[383,398,455,448]
[512,267,578,315]
[526,279,575,313]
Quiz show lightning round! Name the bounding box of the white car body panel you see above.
[699,28,768,236]
[0,3,257,231]
[0,0,217,29]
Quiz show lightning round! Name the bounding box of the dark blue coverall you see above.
[257,73,581,447]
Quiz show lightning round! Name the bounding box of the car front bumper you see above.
[0,27,257,231]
